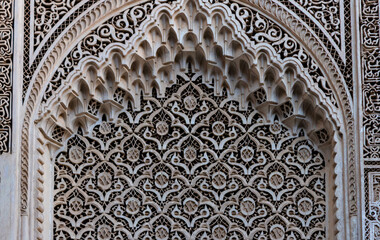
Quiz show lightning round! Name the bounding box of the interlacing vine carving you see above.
[361,0,380,238]
[0,0,13,154]
[23,0,100,98]
[208,0,351,96]
[277,0,353,96]
[226,1,338,107]
[42,0,338,108]
[33,0,82,48]
[292,0,341,45]
[54,72,326,239]
[42,0,157,102]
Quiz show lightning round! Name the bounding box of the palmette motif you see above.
[54,73,326,239]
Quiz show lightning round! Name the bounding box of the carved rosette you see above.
[54,73,326,239]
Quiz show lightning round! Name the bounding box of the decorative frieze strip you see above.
[22,0,31,99]
[342,0,353,97]
[361,0,380,159]
[361,0,380,238]
[364,167,380,239]
[0,0,13,154]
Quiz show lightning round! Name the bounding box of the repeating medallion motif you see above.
[54,73,326,239]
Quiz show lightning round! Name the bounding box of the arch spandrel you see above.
[21,0,356,239]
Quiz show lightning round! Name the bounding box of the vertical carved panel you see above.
[362,0,380,159]
[361,0,380,235]
[0,0,13,154]
[365,170,380,239]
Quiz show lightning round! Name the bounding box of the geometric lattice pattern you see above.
[0,0,13,154]
[54,72,326,239]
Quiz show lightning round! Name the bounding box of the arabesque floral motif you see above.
[54,73,326,239]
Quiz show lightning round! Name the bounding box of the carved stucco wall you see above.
[0,0,378,239]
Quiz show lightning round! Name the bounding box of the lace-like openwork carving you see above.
[0,0,13,154]
[54,72,326,239]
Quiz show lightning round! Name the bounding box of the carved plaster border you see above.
[0,0,13,154]
[360,0,380,238]
[20,0,357,237]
